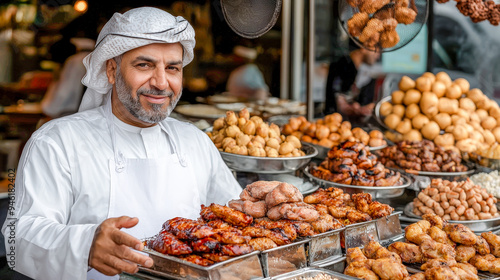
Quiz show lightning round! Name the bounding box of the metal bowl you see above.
[303,166,412,199]
[308,142,388,160]
[463,151,500,171]
[220,143,318,174]
[374,96,395,132]
[392,165,476,183]
[404,202,500,232]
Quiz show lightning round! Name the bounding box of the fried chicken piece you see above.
[209,203,253,227]
[481,232,500,257]
[451,265,479,280]
[424,266,459,280]
[206,219,239,231]
[371,258,409,280]
[248,237,277,251]
[241,226,290,246]
[244,180,281,200]
[469,254,495,272]
[368,201,394,219]
[374,247,402,263]
[405,273,425,280]
[395,6,417,25]
[265,182,303,208]
[240,200,267,218]
[423,213,445,229]
[181,255,214,267]
[474,236,491,255]
[310,214,343,233]
[347,209,372,223]
[190,237,221,253]
[387,242,424,264]
[375,170,401,186]
[202,253,231,263]
[328,206,356,219]
[453,263,478,276]
[429,226,455,247]
[239,189,259,202]
[267,202,319,222]
[347,247,368,264]
[227,199,244,212]
[163,217,215,240]
[352,193,373,213]
[405,220,432,245]
[213,228,250,244]
[200,204,217,221]
[315,204,329,215]
[304,189,329,204]
[455,245,476,263]
[363,241,383,259]
[148,230,193,255]
[253,218,298,241]
[220,244,254,257]
[421,258,457,270]
[291,221,315,237]
[353,175,375,187]
[345,261,380,280]
[444,224,477,246]
[420,239,456,260]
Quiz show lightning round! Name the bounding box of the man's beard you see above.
[115,70,181,124]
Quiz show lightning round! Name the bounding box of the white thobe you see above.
[1,106,242,280]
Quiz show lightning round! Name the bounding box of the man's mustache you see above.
[137,89,175,97]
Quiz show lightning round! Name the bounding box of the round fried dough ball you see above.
[392,104,406,118]
[422,72,436,84]
[286,135,301,149]
[432,81,447,98]
[385,114,401,130]
[398,76,415,92]
[380,102,393,117]
[436,72,452,87]
[482,117,497,130]
[404,89,422,105]
[405,103,420,119]
[434,113,451,130]
[416,77,432,92]
[421,121,440,140]
[434,133,454,147]
[403,129,423,141]
[213,117,225,131]
[279,142,294,155]
[396,118,412,134]
[454,78,470,94]
[412,114,430,130]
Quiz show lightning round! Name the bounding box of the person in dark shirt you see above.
[324,42,381,120]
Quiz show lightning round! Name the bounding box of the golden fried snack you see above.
[348,12,370,37]
[359,0,390,14]
[395,6,417,24]
[380,29,400,48]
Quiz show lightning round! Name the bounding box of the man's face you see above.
[109,43,183,125]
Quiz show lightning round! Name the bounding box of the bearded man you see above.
[2,7,241,280]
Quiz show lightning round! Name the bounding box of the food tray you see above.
[141,246,263,280]
[305,142,387,160]
[259,239,309,278]
[404,263,500,280]
[463,151,500,171]
[303,166,412,199]
[404,202,500,232]
[256,173,320,195]
[395,167,476,182]
[343,212,403,250]
[307,228,343,266]
[267,267,360,280]
[220,143,318,174]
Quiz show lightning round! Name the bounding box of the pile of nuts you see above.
[207,109,306,157]
[413,178,499,220]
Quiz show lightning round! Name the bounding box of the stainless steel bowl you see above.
[303,166,412,199]
[404,202,500,232]
[220,143,318,174]
[395,167,476,183]
[374,96,395,133]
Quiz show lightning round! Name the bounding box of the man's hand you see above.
[89,216,154,276]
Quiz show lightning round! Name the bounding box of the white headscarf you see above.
[78,7,195,112]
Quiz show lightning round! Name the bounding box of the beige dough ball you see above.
[403,129,423,141]
[493,127,500,142]
[436,72,452,87]
[483,130,496,145]
[384,114,401,130]
[392,90,405,104]
[467,88,485,103]
[405,103,421,119]
[420,91,439,118]
[412,114,430,130]
[416,76,432,92]
[392,104,406,118]
[470,131,484,143]
[434,133,455,147]
[451,115,466,126]
[470,112,480,123]
[482,116,497,130]
[459,98,476,112]
[490,106,500,119]
[404,89,422,105]
[476,109,489,121]
[422,72,436,84]
[399,76,416,92]
[438,98,459,114]
[434,113,452,130]
[432,81,447,98]
[452,125,469,141]
[421,121,441,140]
[380,102,393,117]
[454,78,470,94]
[396,118,412,134]
[445,84,462,99]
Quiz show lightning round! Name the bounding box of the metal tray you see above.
[220,143,318,174]
[141,247,263,280]
[303,166,412,199]
[306,142,387,161]
[404,262,500,280]
[256,173,320,195]
[307,228,343,266]
[268,267,360,280]
[464,151,500,171]
[404,202,500,232]
[259,239,309,278]
[394,167,476,182]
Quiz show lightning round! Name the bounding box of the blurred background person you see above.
[226,45,270,101]
[324,40,382,123]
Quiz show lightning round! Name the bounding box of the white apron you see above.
[88,98,200,280]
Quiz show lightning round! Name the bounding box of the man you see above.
[2,7,242,280]
[324,41,381,120]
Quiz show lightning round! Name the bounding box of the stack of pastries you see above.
[310,141,402,186]
[386,213,500,279]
